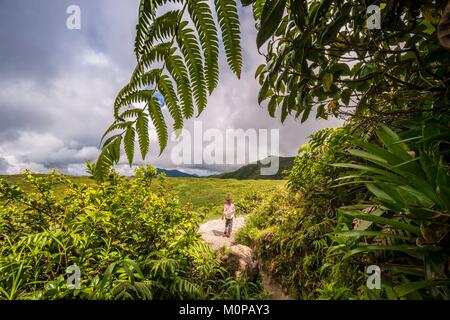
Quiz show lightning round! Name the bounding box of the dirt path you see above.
[259,268,293,300]
[198,217,245,250]
[199,217,293,300]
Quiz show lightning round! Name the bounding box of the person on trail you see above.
[222,195,235,238]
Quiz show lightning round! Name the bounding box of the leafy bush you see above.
[332,115,450,299]
[0,165,262,300]
[236,127,367,299]
[238,116,450,300]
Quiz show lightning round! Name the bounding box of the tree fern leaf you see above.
[188,0,219,93]
[133,69,161,89]
[134,0,157,59]
[119,108,144,119]
[146,10,180,47]
[115,89,155,118]
[124,126,136,166]
[214,0,242,78]
[137,43,171,73]
[101,121,134,144]
[102,0,243,166]
[94,135,122,181]
[165,54,194,118]
[177,23,207,114]
[158,75,183,130]
[136,111,150,160]
[148,97,168,154]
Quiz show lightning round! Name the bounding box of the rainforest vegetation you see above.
[1,0,450,300]
[0,168,270,299]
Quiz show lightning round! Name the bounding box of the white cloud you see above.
[0,132,99,174]
[81,50,110,68]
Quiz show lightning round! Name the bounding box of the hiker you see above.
[222,195,235,238]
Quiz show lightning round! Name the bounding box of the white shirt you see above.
[223,203,235,219]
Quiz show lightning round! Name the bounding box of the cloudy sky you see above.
[0,0,343,176]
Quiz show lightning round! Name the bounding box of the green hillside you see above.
[211,156,295,180]
[0,174,284,220]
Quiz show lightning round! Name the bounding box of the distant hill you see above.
[210,156,295,180]
[156,168,199,178]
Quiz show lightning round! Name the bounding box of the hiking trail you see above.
[199,217,292,300]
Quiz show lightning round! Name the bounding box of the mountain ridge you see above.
[209,156,295,180]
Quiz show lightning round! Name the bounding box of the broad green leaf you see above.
[338,208,421,234]
[256,0,286,49]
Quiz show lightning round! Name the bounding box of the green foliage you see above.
[287,127,354,194]
[331,115,450,299]
[236,127,367,299]
[97,0,450,179]
[214,0,242,77]
[86,0,450,300]
[96,0,243,179]
[0,174,284,221]
[237,117,450,300]
[252,0,450,123]
[0,166,263,300]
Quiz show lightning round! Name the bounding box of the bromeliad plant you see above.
[332,116,450,299]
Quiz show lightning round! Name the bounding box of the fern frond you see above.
[94,135,122,181]
[119,108,145,119]
[252,0,265,20]
[115,89,155,118]
[136,111,150,160]
[145,10,180,47]
[188,0,219,93]
[101,121,134,144]
[134,0,157,59]
[171,278,200,298]
[148,97,168,154]
[214,0,242,78]
[99,0,243,176]
[136,43,171,73]
[124,126,136,166]
[111,281,153,300]
[165,54,194,118]
[149,256,179,278]
[158,75,183,130]
[177,22,207,114]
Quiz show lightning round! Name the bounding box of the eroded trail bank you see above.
[199,217,292,300]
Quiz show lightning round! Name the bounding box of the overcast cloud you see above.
[0,0,343,176]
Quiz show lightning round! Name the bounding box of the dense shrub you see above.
[237,116,450,300]
[331,116,450,299]
[0,165,264,300]
[236,127,367,299]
